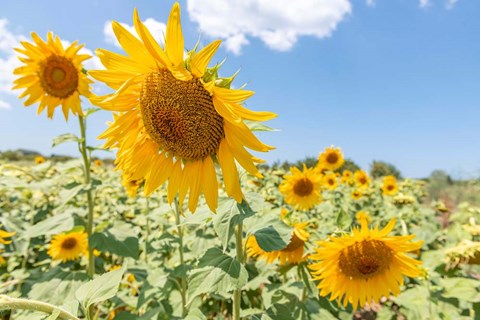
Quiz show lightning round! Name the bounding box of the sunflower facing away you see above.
[318,146,344,171]
[13,32,92,120]
[89,3,275,213]
[47,231,88,262]
[279,165,322,210]
[247,223,310,265]
[309,218,423,310]
[382,175,399,196]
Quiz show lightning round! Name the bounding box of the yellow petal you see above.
[188,161,203,213]
[190,40,221,77]
[217,139,243,202]
[202,156,218,212]
[213,86,255,103]
[166,2,184,65]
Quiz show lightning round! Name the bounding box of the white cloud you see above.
[186,0,352,54]
[366,0,375,7]
[420,0,430,8]
[103,18,166,48]
[446,0,459,9]
[0,99,11,110]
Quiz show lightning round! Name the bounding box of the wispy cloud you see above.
[186,0,352,55]
[366,0,375,7]
[446,0,459,9]
[419,0,430,8]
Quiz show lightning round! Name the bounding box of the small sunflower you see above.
[382,175,398,196]
[279,165,322,210]
[93,159,103,167]
[35,155,45,164]
[89,3,275,213]
[247,223,310,265]
[323,173,338,190]
[122,174,143,198]
[309,218,423,310]
[0,229,15,245]
[351,189,363,200]
[354,170,370,188]
[13,32,92,120]
[318,146,344,171]
[47,231,88,262]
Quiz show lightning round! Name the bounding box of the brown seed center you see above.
[387,185,395,191]
[326,152,339,164]
[39,55,78,98]
[293,178,314,197]
[61,237,78,250]
[140,70,224,161]
[338,240,393,279]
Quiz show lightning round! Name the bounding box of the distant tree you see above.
[340,158,361,173]
[370,160,402,179]
[427,170,454,200]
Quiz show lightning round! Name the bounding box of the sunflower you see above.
[35,155,45,164]
[47,231,88,262]
[382,175,399,196]
[318,146,344,171]
[355,211,371,224]
[13,32,92,120]
[323,173,338,190]
[94,159,103,167]
[354,170,370,188]
[0,229,15,245]
[351,189,363,200]
[309,218,423,310]
[279,165,322,210]
[89,3,275,213]
[247,223,310,265]
[122,174,143,198]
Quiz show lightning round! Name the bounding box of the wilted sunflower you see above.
[382,175,398,196]
[13,32,92,120]
[309,218,423,310]
[247,223,310,265]
[279,165,322,210]
[89,3,275,213]
[318,146,344,171]
[354,170,370,188]
[47,231,88,262]
[323,173,338,190]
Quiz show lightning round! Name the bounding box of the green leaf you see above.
[185,308,207,320]
[52,133,81,148]
[75,266,125,310]
[19,212,74,240]
[250,220,292,252]
[90,222,139,258]
[213,198,256,249]
[244,120,277,132]
[336,208,352,230]
[187,248,248,305]
[393,286,431,319]
[441,278,480,303]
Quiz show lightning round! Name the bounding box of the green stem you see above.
[78,115,95,320]
[174,198,187,318]
[233,222,244,320]
[0,295,79,320]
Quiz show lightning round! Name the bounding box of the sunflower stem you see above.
[0,295,79,320]
[233,222,244,320]
[78,115,95,320]
[174,198,187,317]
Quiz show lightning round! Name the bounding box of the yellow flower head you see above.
[35,156,45,164]
[279,165,322,210]
[318,146,344,171]
[382,175,399,196]
[89,3,275,213]
[351,189,363,200]
[309,218,423,310]
[0,229,15,245]
[47,231,88,262]
[354,170,370,188]
[323,173,338,190]
[247,223,310,265]
[355,211,371,224]
[94,159,103,167]
[13,32,92,120]
[122,174,143,198]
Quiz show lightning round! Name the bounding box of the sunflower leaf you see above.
[52,133,81,148]
[250,219,292,252]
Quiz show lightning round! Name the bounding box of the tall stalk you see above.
[174,198,187,317]
[233,222,244,320]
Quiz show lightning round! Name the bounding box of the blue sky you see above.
[0,0,478,178]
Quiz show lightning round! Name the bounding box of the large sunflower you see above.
[13,32,92,120]
[247,223,310,265]
[89,3,275,213]
[279,165,322,210]
[47,231,88,262]
[309,219,423,310]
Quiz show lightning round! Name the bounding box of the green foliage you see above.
[369,160,402,179]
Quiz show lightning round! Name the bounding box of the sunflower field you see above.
[1,2,480,320]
